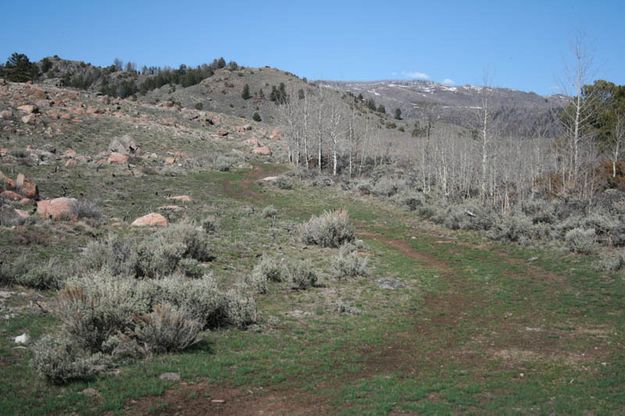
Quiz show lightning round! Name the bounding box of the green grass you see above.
[2,165,625,415]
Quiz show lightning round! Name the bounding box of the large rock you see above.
[108,135,140,155]
[36,197,77,221]
[108,152,129,164]
[131,213,168,227]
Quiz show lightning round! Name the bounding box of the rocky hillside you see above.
[0,77,285,227]
[320,80,569,137]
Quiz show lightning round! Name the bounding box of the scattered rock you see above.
[235,124,252,133]
[80,388,103,400]
[14,209,29,220]
[253,146,272,156]
[244,138,262,147]
[269,128,282,140]
[65,159,77,168]
[16,104,39,114]
[217,129,229,137]
[36,197,78,221]
[158,372,181,382]
[0,110,12,120]
[260,176,278,182]
[376,278,407,290]
[0,190,23,201]
[158,205,185,212]
[164,156,176,165]
[14,333,29,345]
[21,114,35,125]
[15,173,38,198]
[0,148,7,156]
[108,152,129,164]
[131,213,168,227]
[166,195,193,202]
[109,135,140,155]
[63,148,77,158]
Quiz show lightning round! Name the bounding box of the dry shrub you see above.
[331,244,369,280]
[134,303,202,353]
[286,259,318,290]
[300,209,354,248]
[31,333,110,384]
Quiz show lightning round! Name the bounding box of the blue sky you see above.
[1,0,624,95]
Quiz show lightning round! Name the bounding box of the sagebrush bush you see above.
[15,258,66,289]
[300,209,355,248]
[0,206,26,226]
[56,276,151,351]
[439,202,494,231]
[253,255,284,282]
[151,275,225,328]
[215,155,233,171]
[261,205,278,219]
[73,200,102,222]
[80,235,137,277]
[243,271,268,294]
[275,176,293,190]
[332,244,369,279]
[31,334,110,384]
[202,216,218,234]
[134,303,201,353]
[101,333,146,363]
[135,235,186,278]
[371,177,402,197]
[286,259,318,290]
[0,254,30,286]
[223,289,258,328]
[103,222,215,279]
[596,251,625,272]
[565,228,598,254]
[487,213,535,244]
[177,257,205,279]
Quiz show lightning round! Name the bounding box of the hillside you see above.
[320,80,569,137]
[9,55,566,139]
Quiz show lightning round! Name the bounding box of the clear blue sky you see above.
[1,0,624,95]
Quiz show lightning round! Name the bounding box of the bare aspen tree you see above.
[559,34,597,188]
[474,73,494,201]
[609,111,625,178]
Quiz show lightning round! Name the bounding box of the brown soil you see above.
[126,382,327,416]
[357,230,452,272]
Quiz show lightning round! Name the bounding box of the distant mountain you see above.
[319,80,569,137]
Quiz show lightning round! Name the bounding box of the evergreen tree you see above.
[377,104,386,114]
[2,53,38,82]
[252,112,262,122]
[241,83,251,100]
[365,98,377,111]
[394,108,402,120]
